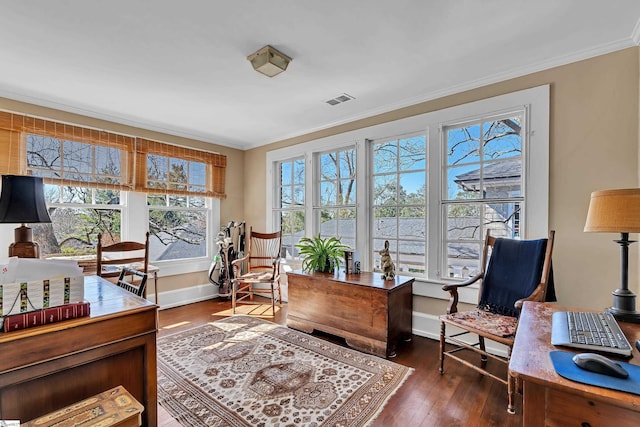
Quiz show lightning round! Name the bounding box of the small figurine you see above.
[379,240,395,280]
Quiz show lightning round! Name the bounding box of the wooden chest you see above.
[286,270,413,358]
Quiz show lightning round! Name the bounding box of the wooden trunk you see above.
[286,270,413,358]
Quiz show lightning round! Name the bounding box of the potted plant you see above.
[295,234,350,273]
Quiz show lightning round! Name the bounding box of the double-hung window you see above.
[316,147,356,249]
[25,128,132,256]
[275,158,305,257]
[371,135,426,273]
[442,113,524,278]
[146,153,208,260]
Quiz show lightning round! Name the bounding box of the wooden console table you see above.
[509,301,640,426]
[0,275,158,426]
[286,270,413,358]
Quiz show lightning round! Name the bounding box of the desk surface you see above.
[0,275,158,426]
[510,301,640,424]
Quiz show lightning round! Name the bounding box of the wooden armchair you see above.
[231,227,282,316]
[439,230,555,414]
[96,232,150,296]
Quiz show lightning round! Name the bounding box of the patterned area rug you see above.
[157,315,413,426]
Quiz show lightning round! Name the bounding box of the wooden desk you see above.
[286,270,413,358]
[0,275,158,426]
[509,301,640,426]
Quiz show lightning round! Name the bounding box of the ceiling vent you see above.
[325,93,355,106]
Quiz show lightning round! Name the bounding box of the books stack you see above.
[3,301,90,332]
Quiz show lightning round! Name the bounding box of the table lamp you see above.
[584,188,640,323]
[0,175,52,258]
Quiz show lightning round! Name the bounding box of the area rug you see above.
[157,315,413,427]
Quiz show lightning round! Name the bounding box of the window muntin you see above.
[317,148,356,249]
[372,135,427,274]
[443,114,524,278]
[275,158,305,257]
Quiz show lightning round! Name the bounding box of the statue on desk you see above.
[379,240,395,280]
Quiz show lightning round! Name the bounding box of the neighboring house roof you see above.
[150,232,206,261]
[454,159,521,191]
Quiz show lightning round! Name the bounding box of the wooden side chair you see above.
[439,230,555,414]
[96,231,150,295]
[231,227,282,316]
[116,266,148,297]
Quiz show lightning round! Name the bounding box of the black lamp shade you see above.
[0,175,52,224]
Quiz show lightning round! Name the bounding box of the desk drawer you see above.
[546,388,640,426]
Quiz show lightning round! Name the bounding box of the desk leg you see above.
[521,380,546,427]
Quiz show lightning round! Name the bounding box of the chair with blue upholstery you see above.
[439,230,555,414]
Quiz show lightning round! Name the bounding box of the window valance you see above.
[0,111,226,198]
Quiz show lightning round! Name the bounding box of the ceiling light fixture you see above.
[247,45,292,78]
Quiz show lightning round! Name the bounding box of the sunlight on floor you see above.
[212,304,280,318]
[161,321,191,330]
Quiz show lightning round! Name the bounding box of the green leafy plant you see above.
[295,235,350,273]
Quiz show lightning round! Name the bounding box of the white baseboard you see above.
[150,283,219,310]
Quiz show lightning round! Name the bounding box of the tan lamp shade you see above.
[584,188,640,233]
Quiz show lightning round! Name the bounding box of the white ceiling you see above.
[1,1,639,150]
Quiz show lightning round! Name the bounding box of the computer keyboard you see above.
[551,311,633,356]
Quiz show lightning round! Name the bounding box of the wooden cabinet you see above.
[509,302,640,426]
[0,276,157,426]
[286,270,413,358]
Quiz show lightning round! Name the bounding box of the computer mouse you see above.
[572,353,629,379]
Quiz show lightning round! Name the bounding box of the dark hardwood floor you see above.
[157,299,523,427]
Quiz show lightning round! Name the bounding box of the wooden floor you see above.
[157,298,523,427]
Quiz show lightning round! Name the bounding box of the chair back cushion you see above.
[479,237,547,317]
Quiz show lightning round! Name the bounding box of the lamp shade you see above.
[0,175,51,224]
[584,188,640,233]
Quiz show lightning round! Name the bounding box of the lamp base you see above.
[606,307,640,324]
[8,224,40,258]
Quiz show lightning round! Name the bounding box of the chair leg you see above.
[479,336,488,368]
[270,284,276,316]
[507,372,516,414]
[439,321,446,374]
[231,281,237,314]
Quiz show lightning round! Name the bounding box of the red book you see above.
[3,301,90,332]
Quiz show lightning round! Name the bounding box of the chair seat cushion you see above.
[442,308,518,337]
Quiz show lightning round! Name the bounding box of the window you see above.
[147,154,208,261]
[275,158,305,257]
[26,134,124,256]
[316,148,356,249]
[443,113,524,278]
[266,86,549,286]
[372,135,426,274]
